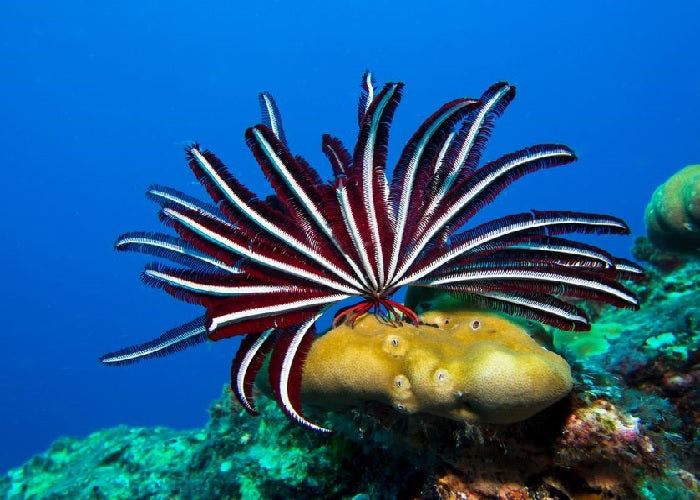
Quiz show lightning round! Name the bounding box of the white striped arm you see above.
[189,147,363,291]
[395,212,628,287]
[116,232,240,274]
[386,98,478,285]
[390,146,578,286]
[420,268,639,308]
[162,206,357,295]
[258,92,288,146]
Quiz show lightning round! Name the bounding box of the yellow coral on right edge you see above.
[300,310,572,425]
[645,164,700,253]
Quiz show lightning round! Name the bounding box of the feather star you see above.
[101,72,642,433]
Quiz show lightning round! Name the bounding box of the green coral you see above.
[645,163,700,254]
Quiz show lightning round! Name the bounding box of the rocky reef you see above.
[3,243,699,499]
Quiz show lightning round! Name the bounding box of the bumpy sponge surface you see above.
[645,164,700,253]
[301,310,572,424]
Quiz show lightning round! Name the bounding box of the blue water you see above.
[1,0,698,473]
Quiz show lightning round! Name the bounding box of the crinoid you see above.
[102,72,642,432]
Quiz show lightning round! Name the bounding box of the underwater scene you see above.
[1,1,699,499]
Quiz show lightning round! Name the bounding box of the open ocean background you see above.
[1,0,698,474]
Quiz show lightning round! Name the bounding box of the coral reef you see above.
[0,398,354,499]
[4,427,214,499]
[3,252,700,499]
[556,399,656,486]
[556,256,700,484]
[301,310,572,424]
[632,235,689,274]
[2,387,681,499]
[645,164,700,254]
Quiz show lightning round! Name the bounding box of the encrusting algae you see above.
[301,309,572,424]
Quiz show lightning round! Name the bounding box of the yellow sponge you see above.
[301,310,572,424]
